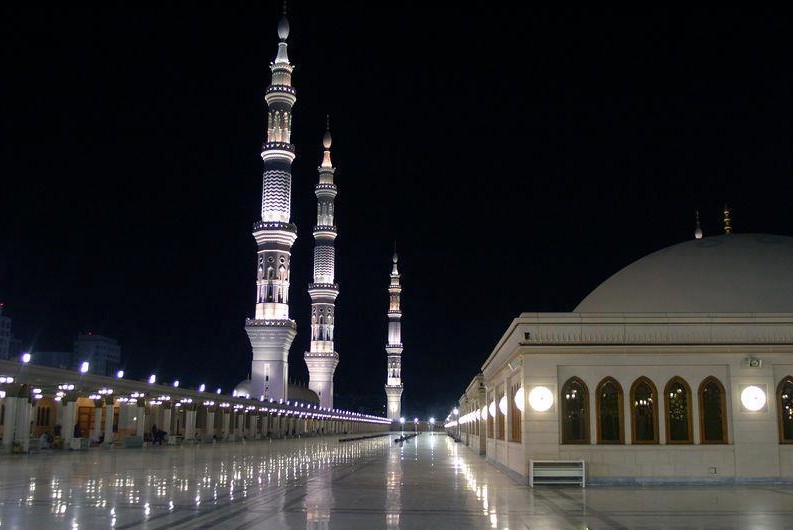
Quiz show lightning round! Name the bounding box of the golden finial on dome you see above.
[723,204,732,234]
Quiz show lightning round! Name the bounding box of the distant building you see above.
[0,304,10,360]
[74,333,121,376]
[33,351,73,370]
[8,337,22,360]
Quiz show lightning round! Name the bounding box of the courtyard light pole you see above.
[453,407,459,440]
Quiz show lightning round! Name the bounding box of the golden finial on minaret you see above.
[694,210,703,239]
[723,204,732,234]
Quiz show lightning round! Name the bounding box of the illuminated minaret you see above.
[244,13,298,402]
[304,123,340,409]
[384,251,404,421]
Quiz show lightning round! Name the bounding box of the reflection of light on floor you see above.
[449,438,509,529]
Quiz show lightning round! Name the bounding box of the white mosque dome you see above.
[574,233,793,313]
[233,380,252,398]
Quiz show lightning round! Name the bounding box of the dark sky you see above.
[1,6,791,419]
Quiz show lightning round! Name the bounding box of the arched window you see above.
[596,377,623,444]
[777,377,793,444]
[664,377,692,444]
[487,393,494,439]
[561,377,589,444]
[699,377,728,444]
[496,390,505,441]
[510,382,522,443]
[631,377,658,444]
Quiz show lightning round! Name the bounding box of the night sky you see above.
[1,7,791,419]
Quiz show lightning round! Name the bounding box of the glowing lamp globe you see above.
[498,395,508,415]
[740,385,767,411]
[488,400,496,418]
[528,386,554,412]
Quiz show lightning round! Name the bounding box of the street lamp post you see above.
[413,417,418,433]
[453,407,459,440]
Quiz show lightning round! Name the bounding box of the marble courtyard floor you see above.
[1,434,792,529]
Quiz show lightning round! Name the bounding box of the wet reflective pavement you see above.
[1,433,792,529]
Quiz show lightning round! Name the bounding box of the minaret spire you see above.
[245,12,299,402]
[723,204,732,234]
[385,251,404,421]
[304,123,340,409]
[694,210,703,239]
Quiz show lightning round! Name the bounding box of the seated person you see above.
[39,432,52,450]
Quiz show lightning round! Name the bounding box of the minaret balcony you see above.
[245,318,297,330]
[261,142,295,153]
[265,84,296,96]
[261,147,296,163]
[252,220,297,233]
[314,186,338,199]
[308,284,339,300]
[313,226,337,239]
[304,350,339,360]
[252,222,297,247]
[264,87,296,106]
[387,310,402,316]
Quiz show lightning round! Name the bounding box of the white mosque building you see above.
[455,223,793,484]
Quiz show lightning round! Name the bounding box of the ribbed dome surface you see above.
[574,234,793,313]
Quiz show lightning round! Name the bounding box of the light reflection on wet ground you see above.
[1,434,792,529]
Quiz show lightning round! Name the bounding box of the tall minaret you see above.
[304,122,340,409]
[384,251,404,421]
[244,12,298,402]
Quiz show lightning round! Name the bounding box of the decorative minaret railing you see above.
[304,123,340,409]
[384,251,404,421]
[245,13,298,402]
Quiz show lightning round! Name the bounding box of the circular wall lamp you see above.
[528,386,554,412]
[740,385,767,412]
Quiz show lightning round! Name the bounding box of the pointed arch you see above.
[561,377,590,444]
[596,377,624,444]
[698,376,728,444]
[630,377,659,444]
[664,376,693,444]
[777,376,793,444]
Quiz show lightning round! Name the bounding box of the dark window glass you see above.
[666,378,691,443]
[598,379,623,443]
[562,378,589,444]
[778,378,793,443]
[632,379,657,443]
[700,378,727,444]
